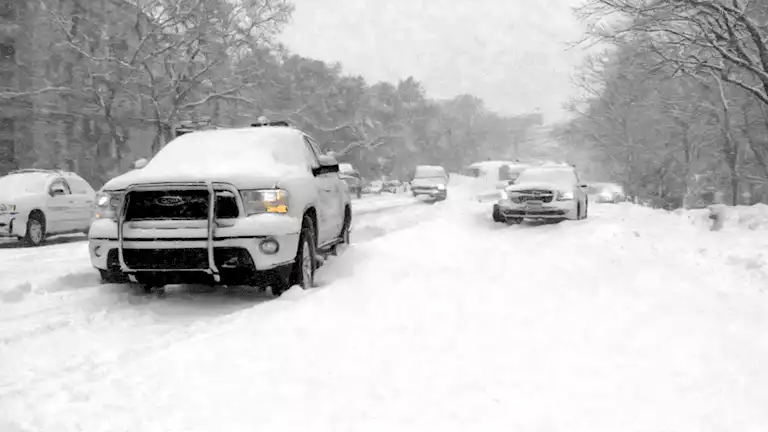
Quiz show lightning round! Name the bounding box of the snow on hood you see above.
[102,128,310,191]
[0,173,50,202]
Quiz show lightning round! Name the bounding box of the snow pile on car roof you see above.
[414,165,446,177]
[144,128,308,178]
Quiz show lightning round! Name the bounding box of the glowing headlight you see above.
[500,190,509,200]
[94,191,123,220]
[0,204,16,213]
[558,191,574,201]
[436,184,446,190]
[241,189,288,215]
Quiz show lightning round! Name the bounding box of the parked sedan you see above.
[0,169,96,246]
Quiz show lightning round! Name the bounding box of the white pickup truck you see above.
[89,122,352,296]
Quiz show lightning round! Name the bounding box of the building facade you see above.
[0,0,154,186]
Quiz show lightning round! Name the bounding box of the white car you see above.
[89,122,352,296]
[0,169,96,246]
[411,165,448,200]
[493,165,589,224]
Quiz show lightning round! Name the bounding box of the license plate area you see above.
[525,201,543,210]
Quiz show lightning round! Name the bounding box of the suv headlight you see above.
[499,190,509,200]
[0,204,16,213]
[241,189,288,215]
[436,184,445,190]
[94,191,123,220]
[557,191,574,201]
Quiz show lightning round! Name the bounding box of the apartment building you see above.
[0,0,154,185]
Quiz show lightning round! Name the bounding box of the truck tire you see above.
[273,216,317,297]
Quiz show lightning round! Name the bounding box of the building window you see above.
[0,118,16,174]
[0,0,16,20]
[0,42,15,62]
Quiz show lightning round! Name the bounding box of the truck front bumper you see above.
[89,215,301,284]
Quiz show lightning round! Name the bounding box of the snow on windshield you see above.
[145,128,307,175]
[414,166,446,178]
[0,173,49,195]
[516,168,576,184]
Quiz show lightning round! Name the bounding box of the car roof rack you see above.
[251,120,291,128]
[251,116,291,128]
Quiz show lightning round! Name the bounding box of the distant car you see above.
[89,121,352,296]
[589,182,625,203]
[411,165,449,201]
[367,180,384,194]
[494,165,588,224]
[339,164,363,199]
[0,169,96,246]
[383,180,402,193]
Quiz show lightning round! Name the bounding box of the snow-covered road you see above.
[2,185,768,432]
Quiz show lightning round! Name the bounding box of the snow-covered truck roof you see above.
[414,165,447,178]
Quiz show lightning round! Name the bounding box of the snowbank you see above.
[671,203,768,231]
[3,197,768,432]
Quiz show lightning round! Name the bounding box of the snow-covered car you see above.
[411,165,448,200]
[0,169,96,246]
[493,165,588,224]
[89,122,352,295]
[589,182,626,203]
[367,180,384,194]
[382,180,402,193]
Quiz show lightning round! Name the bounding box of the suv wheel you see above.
[492,204,503,222]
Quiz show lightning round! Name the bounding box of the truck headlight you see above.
[499,190,509,200]
[241,189,288,215]
[94,191,123,220]
[436,184,445,190]
[557,191,574,201]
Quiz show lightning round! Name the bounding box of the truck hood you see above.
[102,166,303,191]
[506,181,570,192]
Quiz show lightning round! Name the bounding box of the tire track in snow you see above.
[0,196,432,404]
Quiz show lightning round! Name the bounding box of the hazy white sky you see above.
[279,0,588,123]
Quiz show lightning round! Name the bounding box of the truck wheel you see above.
[99,269,129,284]
[134,274,166,294]
[273,216,317,297]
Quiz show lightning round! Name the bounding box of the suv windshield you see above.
[0,173,49,195]
[516,168,576,184]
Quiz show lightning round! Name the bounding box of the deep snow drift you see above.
[1,183,767,432]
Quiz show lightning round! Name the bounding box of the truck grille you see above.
[512,190,554,203]
[122,247,253,270]
[124,189,239,221]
